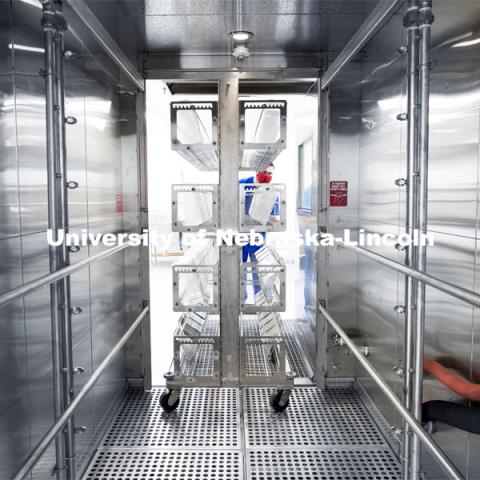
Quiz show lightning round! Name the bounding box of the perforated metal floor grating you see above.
[84,386,400,480]
[85,450,243,479]
[247,449,401,480]
[102,388,240,448]
[243,387,386,447]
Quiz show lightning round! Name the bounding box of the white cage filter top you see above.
[248,186,280,226]
[177,190,214,227]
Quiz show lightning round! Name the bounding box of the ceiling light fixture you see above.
[452,37,480,48]
[8,43,45,54]
[228,31,254,63]
[229,31,253,43]
[19,0,42,9]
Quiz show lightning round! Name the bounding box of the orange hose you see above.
[424,356,480,402]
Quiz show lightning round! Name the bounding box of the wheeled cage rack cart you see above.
[162,96,295,413]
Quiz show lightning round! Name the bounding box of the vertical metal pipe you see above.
[316,82,330,389]
[42,1,67,478]
[411,2,433,479]
[137,91,152,390]
[218,78,241,385]
[402,1,419,478]
[53,4,76,477]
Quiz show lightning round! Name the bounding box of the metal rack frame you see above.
[170,101,218,170]
[164,83,294,411]
[172,264,219,312]
[171,184,219,232]
[241,264,286,313]
[239,100,287,170]
[239,183,286,232]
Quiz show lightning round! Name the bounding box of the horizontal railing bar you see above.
[318,304,463,480]
[336,240,480,308]
[0,243,129,309]
[13,305,150,480]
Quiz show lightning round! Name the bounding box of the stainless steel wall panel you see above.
[84,78,123,236]
[21,233,55,447]
[358,73,407,229]
[326,63,362,378]
[0,6,13,75]
[10,1,44,77]
[88,249,127,432]
[64,46,89,232]
[469,281,480,479]
[0,236,28,479]
[419,233,475,479]
[0,73,21,239]
[427,42,480,239]
[15,73,48,235]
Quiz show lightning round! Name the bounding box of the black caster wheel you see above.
[270,389,290,412]
[269,347,278,365]
[160,389,180,412]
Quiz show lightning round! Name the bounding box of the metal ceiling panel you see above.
[83,0,377,58]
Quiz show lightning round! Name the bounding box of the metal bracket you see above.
[396,113,408,121]
[403,7,419,29]
[395,178,407,187]
[68,245,80,253]
[418,8,434,26]
[391,426,403,437]
[65,116,77,125]
[71,306,82,315]
[73,366,85,375]
[74,426,86,434]
[393,365,405,377]
[394,304,406,314]
[66,180,79,189]
[332,334,345,347]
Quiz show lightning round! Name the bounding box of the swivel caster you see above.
[160,389,180,412]
[269,347,278,365]
[269,389,290,412]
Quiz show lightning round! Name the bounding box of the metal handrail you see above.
[0,243,129,308]
[318,304,463,480]
[13,305,150,480]
[335,239,480,308]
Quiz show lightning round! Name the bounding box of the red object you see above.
[116,193,124,213]
[256,171,272,183]
[424,356,480,401]
[329,180,348,207]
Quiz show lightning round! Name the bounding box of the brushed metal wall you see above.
[0,2,143,478]
[326,2,480,478]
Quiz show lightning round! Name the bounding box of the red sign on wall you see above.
[116,193,124,213]
[329,181,348,207]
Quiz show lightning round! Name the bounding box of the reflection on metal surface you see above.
[0,1,144,478]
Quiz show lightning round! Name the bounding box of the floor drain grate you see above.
[244,387,386,447]
[102,388,240,448]
[247,449,401,479]
[85,450,243,479]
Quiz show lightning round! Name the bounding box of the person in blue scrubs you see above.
[240,164,278,296]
